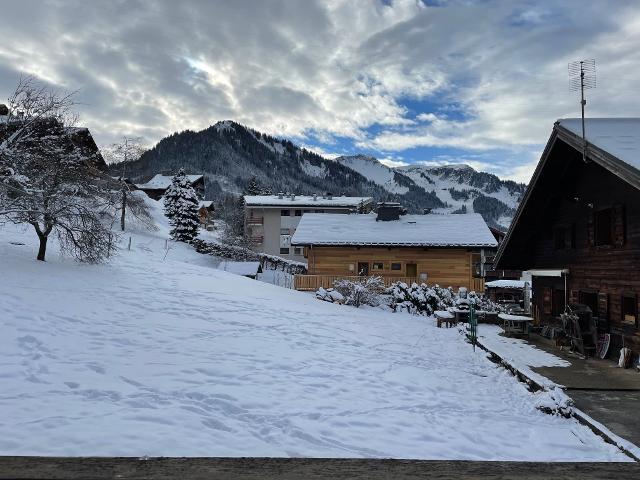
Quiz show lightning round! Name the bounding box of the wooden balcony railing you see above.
[293,275,417,291]
[247,217,263,225]
[248,235,264,244]
[472,277,485,293]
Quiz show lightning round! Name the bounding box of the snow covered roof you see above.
[558,118,640,172]
[292,213,498,247]
[216,261,261,276]
[199,201,214,209]
[244,195,373,208]
[136,174,203,190]
[485,280,526,289]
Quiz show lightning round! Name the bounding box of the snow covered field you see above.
[0,209,629,460]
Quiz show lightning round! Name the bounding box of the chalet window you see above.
[280,228,289,235]
[578,291,598,316]
[594,208,613,246]
[293,247,303,255]
[294,210,302,216]
[281,209,290,216]
[372,262,384,271]
[554,227,566,250]
[280,247,289,254]
[621,294,638,327]
[391,262,402,271]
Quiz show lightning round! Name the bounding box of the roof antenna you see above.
[568,59,596,163]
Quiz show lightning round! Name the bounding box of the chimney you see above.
[313,193,318,201]
[326,192,333,200]
[278,192,284,199]
[290,194,295,201]
[376,202,402,222]
[0,104,8,116]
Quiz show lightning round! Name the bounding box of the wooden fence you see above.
[293,275,417,291]
[294,275,486,292]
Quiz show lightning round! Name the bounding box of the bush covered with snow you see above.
[332,276,384,308]
[467,290,502,313]
[388,282,455,316]
[316,287,345,304]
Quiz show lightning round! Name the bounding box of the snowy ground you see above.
[479,325,570,389]
[0,203,630,460]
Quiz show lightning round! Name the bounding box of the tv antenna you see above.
[568,59,596,162]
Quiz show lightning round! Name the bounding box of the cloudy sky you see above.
[1,0,639,182]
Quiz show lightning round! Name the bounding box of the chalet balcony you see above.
[246,217,264,226]
[293,275,417,291]
[248,235,264,244]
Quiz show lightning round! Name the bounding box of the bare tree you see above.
[0,76,118,262]
[102,137,150,231]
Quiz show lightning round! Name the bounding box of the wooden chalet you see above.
[291,204,497,291]
[495,118,640,355]
[198,201,215,229]
[136,173,205,200]
[0,109,106,171]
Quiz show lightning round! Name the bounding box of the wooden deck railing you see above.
[293,275,417,291]
[472,277,485,293]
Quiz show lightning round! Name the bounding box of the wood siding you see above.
[306,246,478,290]
[501,139,640,351]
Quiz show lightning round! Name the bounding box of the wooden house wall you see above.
[512,144,640,351]
[306,246,476,290]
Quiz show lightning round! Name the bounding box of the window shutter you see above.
[543,287,552,315]
[613,203,626,247]
[587,211,595,247]
[598,292,609,319]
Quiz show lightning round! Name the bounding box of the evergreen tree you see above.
[164,169,200,242]
[244,176,262,196]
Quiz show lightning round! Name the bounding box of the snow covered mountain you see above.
[112,121,525,229]
[336,155,526,228]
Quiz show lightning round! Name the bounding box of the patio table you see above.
[499,313,533,337]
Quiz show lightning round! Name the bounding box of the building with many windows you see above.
[244,194,373,262]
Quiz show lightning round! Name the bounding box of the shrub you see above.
[333,276,384,307]
[467,290,502,312]
[388,282,455,316]
[316,287,345,304]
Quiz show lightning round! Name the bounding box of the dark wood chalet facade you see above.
[496,118,640,354]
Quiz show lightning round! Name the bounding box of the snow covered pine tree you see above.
[163,169,200,242]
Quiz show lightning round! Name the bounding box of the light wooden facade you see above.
[304,246,482,291]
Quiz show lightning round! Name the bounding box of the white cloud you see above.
[0,0,638,182]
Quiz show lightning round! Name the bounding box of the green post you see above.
[467,304,478,351]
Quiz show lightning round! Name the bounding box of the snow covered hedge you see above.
[191,238,307,275]
[388,282,503,317]
[331,276,384,308]
[388,282,455,316]
[316,287,344,304]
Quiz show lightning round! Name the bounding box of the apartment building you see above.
[244,193,373,262]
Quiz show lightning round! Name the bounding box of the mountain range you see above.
[111,120,526,229]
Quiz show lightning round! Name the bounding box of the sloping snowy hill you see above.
[0,211,627,460]
[335,155,411,195]
[333,155,524,228]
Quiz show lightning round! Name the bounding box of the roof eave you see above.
[494,127,560,268]
[291,242,497,248]
[555,124,640,191]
